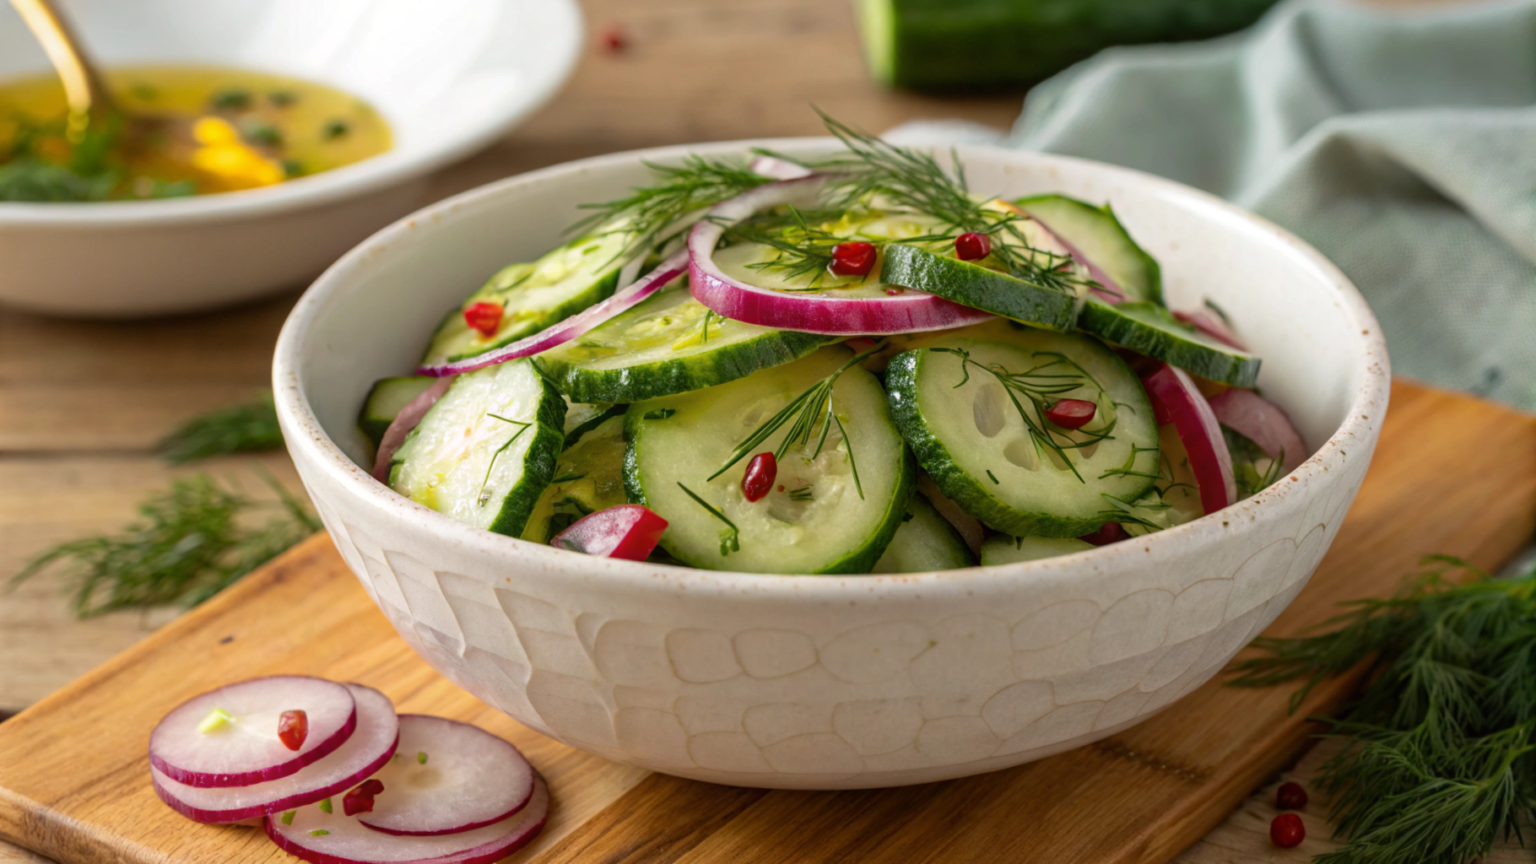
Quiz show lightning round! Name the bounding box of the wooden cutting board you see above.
[2,380,1533,864]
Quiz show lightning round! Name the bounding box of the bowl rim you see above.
[273,136,1391,597]
[0,0,583,228]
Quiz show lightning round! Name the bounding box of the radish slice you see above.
[1173,309,1248,351]
[152,684,400,824]
[748,154,813,180]
[150,676,357,789]
[267,775,548,864]
[1141,364,1237,516]
[416,251,689,378]
[550,505,668,561]
[1208,388,1308,475]
[358,715,534,837]
[371,377,455,483]
[688,178,993,335]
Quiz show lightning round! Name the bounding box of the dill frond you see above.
[158,391,284,464]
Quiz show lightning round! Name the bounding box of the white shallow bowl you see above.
[0,0,581,317]
[274,140,1390,789]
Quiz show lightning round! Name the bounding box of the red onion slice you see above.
[748,154,813,181]
[1172,309,1249,351]
[358,715,534,837]
[1005,202,1126,304]
[266,775,548,864]
[688,178,993,335]
[1208,388,1307,475]
[1142,364,1237,515]
[417,250,689,378]
[150,676,357,789]
[152,684,400,824]
[371,377,456,483]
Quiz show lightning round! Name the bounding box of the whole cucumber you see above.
[857,0,1280,90]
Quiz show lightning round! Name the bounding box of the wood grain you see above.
[1,382,1532,864]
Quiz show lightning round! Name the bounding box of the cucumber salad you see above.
[359,116,1308,575]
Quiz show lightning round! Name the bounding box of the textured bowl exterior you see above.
[275,140,1389,789]
[0,0,581,316]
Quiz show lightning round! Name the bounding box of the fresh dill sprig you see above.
[479,413,532,504]
[931,346,1114,484]
[708,345,878,499]
[570,155,770,256]
[1231,555,1536,864]
[788,485,814,502]
[795,111,1090,296]
[158,391,284,464]
[9,471,319,617]
[723,206,852,287]
[677,483,740,556]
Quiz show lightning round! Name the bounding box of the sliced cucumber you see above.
[1110,424,1203,535]
[1012,195,1162,305]
[562,400,625,447]
[625,347,915,574]
[535,283,832,403]
[886,330,1160,537]
[389,359,566,537]
[358,376,437,448]
[879,243,1079,331]
[980,535,1094,566]
[522,415,628,545]
[871,494,976,573]
[711,209,944,301]
[420,230,632,367]
[1078,299,1261,387]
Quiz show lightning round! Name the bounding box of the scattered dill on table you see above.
[1231,554,1536,864]
[11,471,318,617]
[11,391,308,617]
[158,391,284,464]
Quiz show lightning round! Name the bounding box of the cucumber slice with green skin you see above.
[886,331,1160,538]
[1012,195,1162,305]
[523,415,628,545]
[855,0,1281,91]
[871,494,975,573]
[880,243,1079,331]
[358,376,437,448]
[389,359,566,537]
[1078,299,1261,387]
[980,535,1094,566]
[562,401,625,448]
[624,347,915,574]
[535,283,834,404]
[420,230,632,367]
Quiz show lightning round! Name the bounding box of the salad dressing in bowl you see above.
[0,65,391,200]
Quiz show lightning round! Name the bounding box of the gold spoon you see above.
[8,0,287,191]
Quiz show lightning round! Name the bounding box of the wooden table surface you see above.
[0,0,1476,861]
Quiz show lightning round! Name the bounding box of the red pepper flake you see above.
[1269,813,1304,848]
[954,232,991,261]
[1045,398,1097,430]
[343,779,385,816]
[742,452,777,502]
[1079,523,1128,546]
[777,485,785,493]
[830,241,877,277]
[277,710,308,751]
[598,24,627,54]
[1275,781,1308,811]
[463,302,503,337]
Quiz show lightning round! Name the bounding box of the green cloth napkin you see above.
[901,0,1536,411]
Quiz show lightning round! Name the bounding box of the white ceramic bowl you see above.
[0,0,581,317]
[274,140,1390,789]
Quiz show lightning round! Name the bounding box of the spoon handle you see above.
[8,0,116,123]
